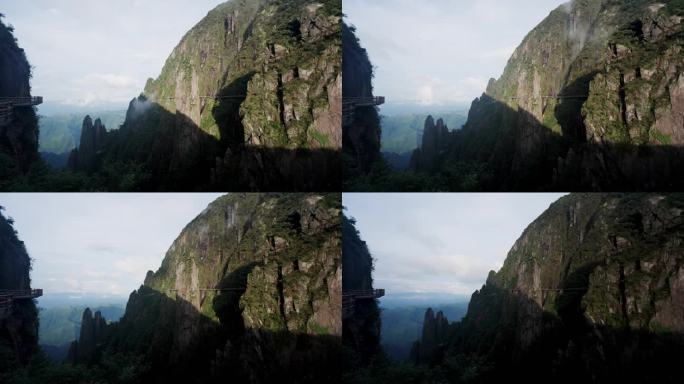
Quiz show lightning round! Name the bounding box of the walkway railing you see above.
[342,96,385,126]
[0,289,43,310]
[0,97,43,126]
[342,289,385,319]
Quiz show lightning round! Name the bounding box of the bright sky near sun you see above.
[344,0,568,106]
[2,0,226,110]
[343,193,568,296]
[1,194,223,296]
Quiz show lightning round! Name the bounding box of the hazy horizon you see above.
[344,193,568,296]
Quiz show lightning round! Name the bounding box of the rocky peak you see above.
[409,115,450,173]
[410,307,450,365]
[67,115,108,173]
[67,307,108,364]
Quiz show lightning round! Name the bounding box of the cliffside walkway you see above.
[342,289,385,319]
[342,96,385,126]
[0,289,43,317]
[0,97,43,126]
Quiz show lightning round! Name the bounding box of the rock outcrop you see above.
[409,308,450,365]
[81,193,341,383]
[67,116,107,173]
[67,308,107,364]
[0,210,39,372]
[0,16,40,187]
[409,116,450,173]
[436,193,684,382]
[80,0,342,191]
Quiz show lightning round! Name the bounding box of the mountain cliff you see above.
[0,16,40,188]
[409,116,450,173]
[342,214,381,369]
[71,0,341,191]
[411,0,684,191]
[0,210,39,376]
[72,193,341,383]
[422,193,684,383]
[342,22,383,182]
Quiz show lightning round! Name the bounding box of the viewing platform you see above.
[0,97,44,126]
[0,289,43,318]
[342,96,385,126]
[342,289,385,319]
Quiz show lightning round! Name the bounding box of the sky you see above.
[1,193,223,297]
[343,193,568,298]
[344,0,568,108]
[2,0,226,112]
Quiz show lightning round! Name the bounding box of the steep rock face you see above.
[0,211,38,373]
[434,0,684,190]
[451,193,684,382]
[409,116,450,173]
[100,193,341,383]
[0,17,39,186]
[67,116,108,173]
[342,214,381,369]
[67,308,108,364]
[409,308,450,365]
[93,0,341,191]
[342,22,382,181]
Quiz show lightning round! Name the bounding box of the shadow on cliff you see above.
[85,276,341,384]
[61,86,340,191]
[211,75,342,192]
[441,268,684,384]
[429,72,684,191]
